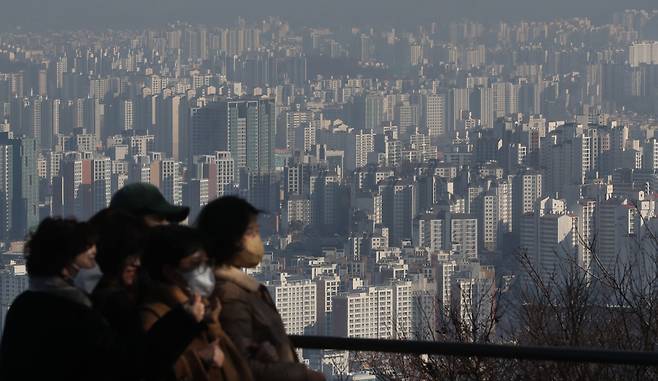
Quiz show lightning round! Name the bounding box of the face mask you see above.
[234,235,265,268]
[180,264,215,298]
[73,265,103,294]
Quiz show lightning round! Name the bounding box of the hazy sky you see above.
[1,0,656,31]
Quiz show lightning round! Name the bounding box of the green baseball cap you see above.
[110,183,189,223]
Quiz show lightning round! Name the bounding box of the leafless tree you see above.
[356,281,514,380]
[514,213,658,381]
[354,204,658,380]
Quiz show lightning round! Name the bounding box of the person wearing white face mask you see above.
[197,196,326,381]
[1,218,120,380]
[0,218,212,381]
[140,225,253,381]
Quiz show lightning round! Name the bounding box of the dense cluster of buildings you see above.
[2,9,658,379]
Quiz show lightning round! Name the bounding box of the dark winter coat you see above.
[0,277,201,381]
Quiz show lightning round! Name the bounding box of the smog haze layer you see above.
[2,0,656,31]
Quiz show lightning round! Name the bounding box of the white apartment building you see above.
[423,94,446,138]
[391,281,412,339]
[316,274,341,336]
[410,276,437,341]
[267,273,318,335]
[158,159,183,206]
[513,170,543,236]
[450,214,478,257]
[332,286,393,339]
[414,215,445,252]
[215,151,235,196]
[575,199,597,272]
[355,130,374,169]
[519,198,577,283]
[629,41,658,67]
[283,197,312,232]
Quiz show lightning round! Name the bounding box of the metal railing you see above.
[289,335,658,366]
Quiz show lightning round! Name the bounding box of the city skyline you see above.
[2,8,658,379]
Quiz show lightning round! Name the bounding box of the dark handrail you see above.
[289,335,658,366]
